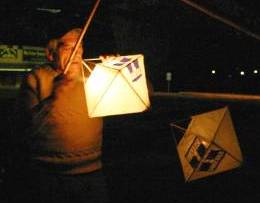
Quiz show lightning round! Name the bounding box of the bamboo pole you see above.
[64,0,101,74]
[170,123,187,132]
[179,0,260,41]
[82,60,93,73]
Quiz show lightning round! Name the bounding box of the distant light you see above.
[211,70,216,74]
[253,69,258,74]
[240,71,245,76]
[36,8,62,14]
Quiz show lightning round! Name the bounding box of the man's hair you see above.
[59,28,82,43]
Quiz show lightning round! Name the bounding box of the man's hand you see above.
[52,74,69,96]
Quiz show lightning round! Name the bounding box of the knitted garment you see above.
[18,65,103,174]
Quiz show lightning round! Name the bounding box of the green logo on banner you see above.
[0,47,18,59]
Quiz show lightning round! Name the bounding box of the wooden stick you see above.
[179,0,260,41]
[170,123,187,132]
[82,60,93,73]
[84,57,102,61]
[64,0,101,74]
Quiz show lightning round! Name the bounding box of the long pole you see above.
[179,0,260,42]
[64,0,101,74]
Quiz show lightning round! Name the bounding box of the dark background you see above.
[1,0,260,93]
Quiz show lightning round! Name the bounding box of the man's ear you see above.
[47,55,54,62]
[45,48,52,62]
[51,51,58,62]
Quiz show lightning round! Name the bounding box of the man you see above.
[8,28,108,203]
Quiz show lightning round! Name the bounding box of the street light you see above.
[240,71,245,76]
[211,69,216,74]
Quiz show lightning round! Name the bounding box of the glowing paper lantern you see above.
[171,107,243,182]
[84,54,150,117]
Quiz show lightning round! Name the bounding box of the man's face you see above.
[56,38,83,73]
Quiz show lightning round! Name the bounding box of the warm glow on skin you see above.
[56,41,83,72]
[202,140,209,146]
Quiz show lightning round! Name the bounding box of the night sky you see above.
[0,0,260,93]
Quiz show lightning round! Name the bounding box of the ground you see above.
[1,90,260,202]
